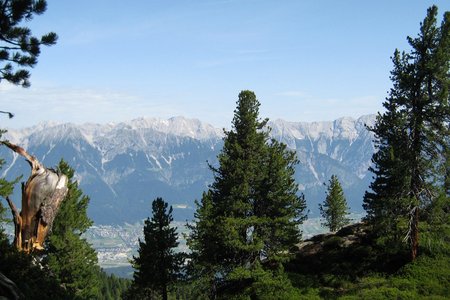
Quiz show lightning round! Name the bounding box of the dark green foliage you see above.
[218,263,302,300]
[339,255,450,299]
[44,159,101,299]
[187,90,306,298]
[127,197,184,300]
[0,0,57,87]
[363,5,450,258]
[98,271,131,300]
[287,225,382,287]
[0,233,69,299]
[286,222,449,299]
[52,159,93,233]
[0,129,20,225]
[319,175,350,232]
[419,191,450,257]
[256,140,307,264]
[185,191,218,298]
[444,140,450,196]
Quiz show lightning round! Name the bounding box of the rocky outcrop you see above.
[296,222,370,256]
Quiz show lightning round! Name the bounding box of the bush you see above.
[341,286,416,299]
[340,254,450,299]
[221,264,303,300]
[398,255,450,297]
[323,236,344,250]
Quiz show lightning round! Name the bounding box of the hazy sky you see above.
[1,0,449,129]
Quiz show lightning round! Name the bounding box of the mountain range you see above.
[1,115,376,224]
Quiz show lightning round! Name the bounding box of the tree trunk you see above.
[411,206,419,261]
[0,272,23,300]
[1,141,68,253]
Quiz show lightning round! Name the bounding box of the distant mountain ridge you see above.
[1,115,376,224]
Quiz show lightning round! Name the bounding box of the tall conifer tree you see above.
[44,159,100,299]
[319,175,350,232]
[255,139,307,265]
[363,6,450,260]
[128,197,184,300]
[188,91,306,298]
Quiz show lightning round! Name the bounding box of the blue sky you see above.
[1,0,449,129]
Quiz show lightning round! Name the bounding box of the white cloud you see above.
[0,81,384,130]
[0,84,188,128]
[0,80,241,130]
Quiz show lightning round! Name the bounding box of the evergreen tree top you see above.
[0,0,57,87]
[363,5,449,261]
[187,90,307,298]
[320,175,349,232]
[54,159,93,234]
[129,197,183,300]
[231,90,268,133]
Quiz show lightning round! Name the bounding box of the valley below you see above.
[89,213,364,277]
[3,213,364,278]
[1,115,374,277]
[1,115,375,224]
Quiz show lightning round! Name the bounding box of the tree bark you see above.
[1,141,68,253]
[0,272,23,300]
[411,206,419,261]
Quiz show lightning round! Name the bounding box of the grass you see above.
[285,223,450,299]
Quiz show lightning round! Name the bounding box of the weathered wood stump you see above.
[1,141,68,253]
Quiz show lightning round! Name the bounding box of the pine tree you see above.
[44,159,101,299]
[128,197,184,300]
[254,139,307,265]
[0,0,57,87]
[363,100,411,245]
[209,90,270,270]
[98,272,131,300]
[363,6,450,260]
[187,90,306,298]
[185,191,219,297]
[444,135,450,197]
[319,175,350,232]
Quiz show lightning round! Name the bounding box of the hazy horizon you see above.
[3,113,378,131]
[1,1,449,129]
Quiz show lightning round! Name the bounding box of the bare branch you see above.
[5,196,19,220]
[6,196,22,250]
[0,140,43,171]
[2,141,68,253]
[0,111,14,118]
[403,205,417,244]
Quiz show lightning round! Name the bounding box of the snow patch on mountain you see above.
[269,115,374,147]
[1,115,376,224]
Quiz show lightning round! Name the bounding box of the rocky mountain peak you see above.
[1,115,376,224]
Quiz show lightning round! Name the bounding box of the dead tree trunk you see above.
[1,141,68,253]
[0,272,23,300]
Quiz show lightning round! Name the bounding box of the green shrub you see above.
[323,236,344,250]
[343,286,417,299]
[398,255,450,297]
